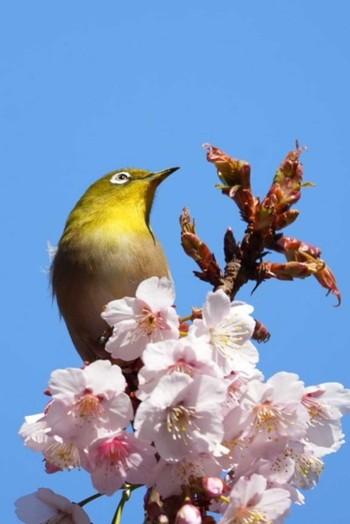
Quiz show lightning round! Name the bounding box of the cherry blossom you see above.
[134,372,227,461]
[15,488,90,524]
[46,360,132,448]
[286,442,324,490]
[220,474,291,524]
[238,372,309,458]
[149,455,222,498]
[137,337,221,400]
[302,382,350,454]
[84,431,157,495]
[19,413,51,452]
[189,290,258,376]
[17,274,350,523]
[19,413,82,471]
[102,276,180,360]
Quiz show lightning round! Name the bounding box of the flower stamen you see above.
[166,405,198,444]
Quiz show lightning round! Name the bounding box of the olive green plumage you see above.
[51,166,178,363]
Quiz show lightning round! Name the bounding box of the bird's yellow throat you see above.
[59,168,174,248]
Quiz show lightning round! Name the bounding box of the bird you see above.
[51,166,179,364]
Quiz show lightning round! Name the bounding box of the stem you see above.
[179,314,193,323]
[79,492,104,507]
[111,485,140,524]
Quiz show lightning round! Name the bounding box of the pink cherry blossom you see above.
[137,337,221,400]
[102,276,180,360]
[220,474,291,524]
[287,442,324,490]
[19,413,51,452]
[189,290,258,376]
[18,269,350,524]
[149,455,222,498]
[239,372,309,459]
[302,382,350,454]
[253,452,295,487]
[223,370,263,413]
[15,488,90,524]
[219,406,254,472]
[84,431,157,495]
[135,372,227,461]
[46,360,132,447]
[19,413,82,471]
[43,437,82,471]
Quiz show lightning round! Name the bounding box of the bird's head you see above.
[63,166,179,239]
[88,166,179,208]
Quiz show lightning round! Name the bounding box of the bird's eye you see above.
[110,171,131,185]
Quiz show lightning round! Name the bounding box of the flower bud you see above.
[175,503,202,524]
[314,262,341,305]
[203,143,251,190]
[202,476,224,497]
[180,208,196,234]
[263,261,318,280]
[274,209,300,230]
[274,236,321,259]
[252,320,271,342]
[204,143,257,222]
[180,209,223,287]
[265,144,307,214]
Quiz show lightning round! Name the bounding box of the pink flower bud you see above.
[202,476,224,497]
[175,504,202,524]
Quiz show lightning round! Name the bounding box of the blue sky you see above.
[2,1,350,522]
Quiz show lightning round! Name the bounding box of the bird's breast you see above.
[51,230,171,361]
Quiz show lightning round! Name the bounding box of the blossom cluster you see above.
[18,277,350,524]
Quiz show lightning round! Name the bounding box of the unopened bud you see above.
[180,208,196,234]
[175,503,202,524]
[314,263,341,305]
[158,516,170,524]
[180,229,223,287]
[273,236,322,259]
[253,203,275,230]
[181,231,202,260]
[265,144,307,213]
[263,261,318,280]
[203,143,251,190]
[204,144,257,222]
[202,476,224,497]
[191,307,202,320]
[253,320,271,342]
[274,209,299,230]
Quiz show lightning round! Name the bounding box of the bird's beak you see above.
[147,166,180,184]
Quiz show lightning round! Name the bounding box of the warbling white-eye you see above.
[51,166,179,363]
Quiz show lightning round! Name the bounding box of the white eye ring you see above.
[110,171,131,185]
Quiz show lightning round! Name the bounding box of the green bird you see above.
[51,166,178,363]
